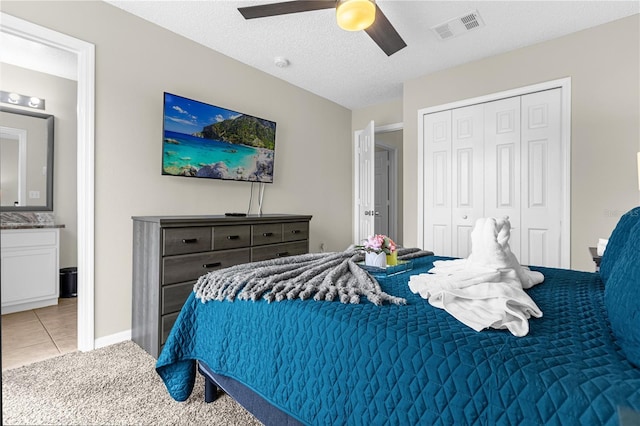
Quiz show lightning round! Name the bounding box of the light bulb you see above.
[336,0,376,32]
[28,97,41,107]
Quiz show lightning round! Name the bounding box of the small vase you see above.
[365,252,386,268]
[386,251,398,266]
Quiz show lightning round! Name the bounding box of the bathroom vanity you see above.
[0,106,60,314]
[1,224,64,314]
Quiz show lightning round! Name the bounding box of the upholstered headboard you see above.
[599,207,640,283]
[603,206,640,368]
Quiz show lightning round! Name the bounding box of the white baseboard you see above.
[1,297,59,315]
[94,329,132,349]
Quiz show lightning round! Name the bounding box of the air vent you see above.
[431,10,485,41]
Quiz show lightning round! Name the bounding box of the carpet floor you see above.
[2,340,262,425]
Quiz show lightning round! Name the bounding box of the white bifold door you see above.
[423,88,564,267]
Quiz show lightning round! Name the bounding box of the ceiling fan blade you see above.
[238,1,336,20]
[365,5,407,56]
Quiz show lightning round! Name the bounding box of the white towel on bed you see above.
[409,217,544,337]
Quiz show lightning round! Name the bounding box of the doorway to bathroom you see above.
[0,13,95,364]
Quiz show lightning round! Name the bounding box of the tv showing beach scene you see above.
[162,92,276,183]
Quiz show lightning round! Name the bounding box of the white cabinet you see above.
[1,228,60,314]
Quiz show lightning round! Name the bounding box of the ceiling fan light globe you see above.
[336,0,376,32]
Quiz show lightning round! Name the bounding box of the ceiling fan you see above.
[238,0,407,56]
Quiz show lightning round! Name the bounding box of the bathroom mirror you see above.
[0,107,54,211]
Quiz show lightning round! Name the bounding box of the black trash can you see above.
[60,267,78,298]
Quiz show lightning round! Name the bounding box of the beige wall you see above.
[2,1,353,339]
[0,63,78,268]
[351,98,402,132]
[402,14,640,271]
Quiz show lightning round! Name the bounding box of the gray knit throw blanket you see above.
[194,248,433,306]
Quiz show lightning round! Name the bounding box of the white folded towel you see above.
[409,217,544,337]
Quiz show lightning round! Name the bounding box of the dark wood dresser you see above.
[132,214,312,358]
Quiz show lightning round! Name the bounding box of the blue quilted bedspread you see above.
[156,256,640,425]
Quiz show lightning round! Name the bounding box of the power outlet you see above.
[29,190,40,199]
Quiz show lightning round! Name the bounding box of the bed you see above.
[156,207,640,425]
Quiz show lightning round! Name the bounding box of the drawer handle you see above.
[182,238,198,244]
[276,252,290,257]
[203,262,222,269]
[227,235,240,240]
[262,232,273,237]
[291,230,301,234]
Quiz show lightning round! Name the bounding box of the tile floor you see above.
[1,298,77,371]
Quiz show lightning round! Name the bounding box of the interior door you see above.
[423,110,452,256]
[520,88,562,267]
[483,96,522,259]
[451,104,484,258]
[374,149,390,236]
[354,121,375,244]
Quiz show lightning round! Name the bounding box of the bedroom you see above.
[0,0,639,424]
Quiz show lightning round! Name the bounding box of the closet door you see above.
[484,97,522,259]
[421,87,564,267]
[521,88,562,267]
[423,110,452,256]
[452,104,485,258]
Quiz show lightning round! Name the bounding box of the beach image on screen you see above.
[162,93,275,183]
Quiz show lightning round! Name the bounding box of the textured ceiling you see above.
[61,1,640,109]
[105,0,638,109]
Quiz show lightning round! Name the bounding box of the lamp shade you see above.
[336,0,376,31]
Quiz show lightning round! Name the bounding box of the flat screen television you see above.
[162,92,276,183]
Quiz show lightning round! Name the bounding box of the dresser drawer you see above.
[283,222,309,242]
[162,281,194,315]
[252,223,283,246]
[162,248,251,285]
[251,241,308,262]
[213,226,251,250]
[163,227,212,256]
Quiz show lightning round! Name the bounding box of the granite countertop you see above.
[0,212,65,230]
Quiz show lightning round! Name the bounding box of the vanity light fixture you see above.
[0,90,45,110]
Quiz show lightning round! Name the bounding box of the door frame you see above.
[1,13,96,351]
[353,122,402,244]
[417,78,571,268]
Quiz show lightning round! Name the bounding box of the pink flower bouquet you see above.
[358,234,397,255]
